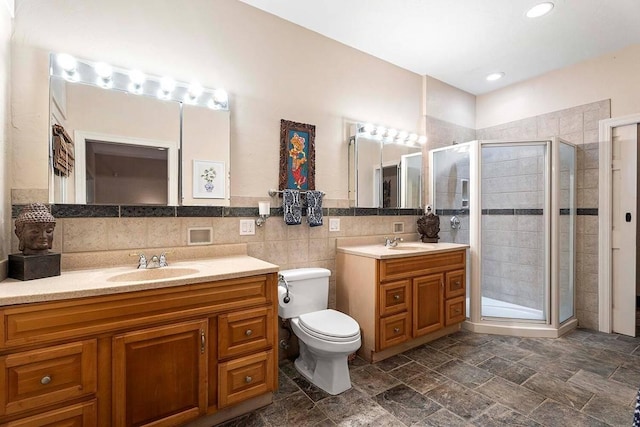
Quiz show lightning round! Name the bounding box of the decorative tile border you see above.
[11,204,424,218]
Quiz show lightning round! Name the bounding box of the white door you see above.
[611,124,638,336]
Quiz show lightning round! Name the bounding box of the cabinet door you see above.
[412,274,444,337]
[112,319,208,427]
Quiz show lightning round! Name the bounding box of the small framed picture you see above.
[279,119,316,192]
[193,160,225,199]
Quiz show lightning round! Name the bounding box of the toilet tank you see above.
[278,268,331,319]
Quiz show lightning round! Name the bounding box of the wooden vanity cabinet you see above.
[337,249,466,362]
[0,273,278,427]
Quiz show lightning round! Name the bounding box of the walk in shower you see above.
[429,139,577,337]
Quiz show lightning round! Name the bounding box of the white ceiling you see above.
[238,0,640,95]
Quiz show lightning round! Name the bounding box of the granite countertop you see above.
[337,241,469,260]
[0,255,279,307]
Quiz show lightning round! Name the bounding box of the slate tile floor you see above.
[218,328,640,426]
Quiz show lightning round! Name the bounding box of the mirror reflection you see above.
[348,123,424,208]
[48,53,230,206]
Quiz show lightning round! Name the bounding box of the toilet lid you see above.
[298,309,360,341]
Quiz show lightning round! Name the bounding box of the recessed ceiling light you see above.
[526,2,554,18]
[486,72,505,81]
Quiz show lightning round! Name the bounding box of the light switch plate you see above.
[239,219,256,235]
[329,218,340,232]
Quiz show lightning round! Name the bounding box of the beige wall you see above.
[0,0,12,277]
[477,44,640,129]
[424,76,476,129]
[11,0,423,202]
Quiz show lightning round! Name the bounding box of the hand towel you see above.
[306,190,323,227]
[283,189,302,225]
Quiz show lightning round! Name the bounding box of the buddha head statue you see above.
[14,203,57,255]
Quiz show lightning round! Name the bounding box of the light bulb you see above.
[94,62,113,88]
[128,69,145,94]
[408,133,418,142]
[398,130,409,141]
[208,88,228,109]
[418,135,428,145]
[157,76,175,99]
[56,53,78,81]
[387,129,398,139]
[185,82,203,103]
[363,123,375,134]
[376,126,386,136]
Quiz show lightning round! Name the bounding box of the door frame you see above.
[598,113,640,333]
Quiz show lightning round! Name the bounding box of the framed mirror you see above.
[48,53,230,206]
[348,122,425,209]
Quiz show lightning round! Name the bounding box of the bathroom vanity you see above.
[336,242,468,362]
[0,252,279,427]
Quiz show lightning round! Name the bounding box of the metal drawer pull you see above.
[393,327,400,333]
[245,376,252,383]
[200,330,206,354]
[245,329,253,337]
[41,375,52,385]
[393,294,400,300]
[454,281,461,287]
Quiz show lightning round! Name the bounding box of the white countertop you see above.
[0,255,279,307]
[337,242,469,260]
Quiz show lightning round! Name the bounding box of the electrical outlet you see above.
[239,219,256,235]
[329,218,340,232]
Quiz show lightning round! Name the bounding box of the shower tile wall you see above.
[477,99,610,328]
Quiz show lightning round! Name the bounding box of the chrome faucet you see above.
[384,236,403,247]
[134,252,168,269]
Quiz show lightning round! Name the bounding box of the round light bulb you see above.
[213,88,228,104]
[56,53,76,72]
[376,126,386,136]
[398,130,409,141]
[418,135,428,145]
[188,82,203,100]
[408,133,418,142]
[129,69,145,85]
[387,129,398,139]
[363,123,375,134]
[94,62,112,79]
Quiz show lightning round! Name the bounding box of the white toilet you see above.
[278,268,361,395]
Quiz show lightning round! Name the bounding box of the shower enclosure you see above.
[429,139,577,337]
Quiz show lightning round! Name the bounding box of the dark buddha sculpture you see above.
[417,205,440,243]
[14,203,57,255]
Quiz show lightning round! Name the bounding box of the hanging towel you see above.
[283,189,302,225]
[306,190,323,227]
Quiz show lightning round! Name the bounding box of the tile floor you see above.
[219,327,640,426]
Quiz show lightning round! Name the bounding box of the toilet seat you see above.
[298,309,360,343]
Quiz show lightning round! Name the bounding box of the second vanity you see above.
[336,241,469,363]
[0,246,279,427]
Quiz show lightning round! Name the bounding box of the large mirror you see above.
[348,123,424,208]
[48,54,230,206]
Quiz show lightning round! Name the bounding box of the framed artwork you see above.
[193,160,225,199]
[279,119,315,191]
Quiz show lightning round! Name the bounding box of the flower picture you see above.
[193,160,225,199]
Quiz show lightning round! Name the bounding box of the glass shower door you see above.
[480,142,548,322]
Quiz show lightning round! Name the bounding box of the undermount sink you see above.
[107,267,200,282]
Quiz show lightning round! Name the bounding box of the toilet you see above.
[278,268,361,395]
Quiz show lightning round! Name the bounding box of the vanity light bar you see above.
[49,53,229,111]
[357,123,427,146]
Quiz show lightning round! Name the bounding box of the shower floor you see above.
[467,296,544,321]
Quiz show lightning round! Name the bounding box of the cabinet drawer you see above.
[378,312,410,351]
[0,340,97,416]
[379,280,411,317]
[218,350,274,408]
[379,250,466,282]
[1,399,97,427]
[445,270,465,299]
[445,296,466,326]
[218,307,274,359]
